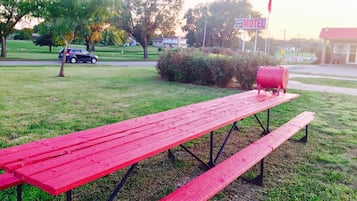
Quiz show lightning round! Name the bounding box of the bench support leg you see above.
[208,131,214,167]
[180,122,239,169]
[213,122,238,165]
[17,184,22,201]
[108,163,138,201]
[254,109,271,135]
[243,158,264,186]
[299,125,309,143]
[266,109,271,134]
[180,145,211,170]
[168,149,175,161]
[66,190,72,201]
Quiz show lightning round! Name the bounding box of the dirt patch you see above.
[346,148,357,160]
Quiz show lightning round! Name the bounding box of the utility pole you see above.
[202,20,207,48]
[283,29,286,41]
[254,30,258,52]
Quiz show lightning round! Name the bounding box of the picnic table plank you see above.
[1,92,257,167]
[0,93,244,165]
[5,101,241,172]
[13,102,248,177]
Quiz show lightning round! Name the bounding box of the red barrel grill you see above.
[256,66,289,95]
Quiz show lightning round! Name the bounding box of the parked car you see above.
[58,48,98,64]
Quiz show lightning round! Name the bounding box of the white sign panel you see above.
[235,18,267,30]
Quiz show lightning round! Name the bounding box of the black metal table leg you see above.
[66,190,72,201]
[266,109,271,134]
[108,163,138,201]
[17,184,22,201]
[208,131,215,167]
[213,122,238,164]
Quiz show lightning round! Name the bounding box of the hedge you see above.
[156,48,278,90]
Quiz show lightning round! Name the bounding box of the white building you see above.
[153,36,187,48]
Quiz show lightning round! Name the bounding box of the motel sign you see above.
[235,18,267,30]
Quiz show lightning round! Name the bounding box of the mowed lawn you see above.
[2,40,160,61]
[0,66,356,201]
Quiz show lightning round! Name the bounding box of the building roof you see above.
[319,28,357,40]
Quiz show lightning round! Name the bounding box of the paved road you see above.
[0,61,157,67]
[286,64,357,77]
[286,64,357,96]
[1,61,357,96]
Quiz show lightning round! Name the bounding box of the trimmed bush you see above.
[156,50,195,83]
[234,52,278,89]
[207,56,235,87]
[156,48,278,89]
[191,56,213,85]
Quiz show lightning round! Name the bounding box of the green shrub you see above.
[207,56,235,87]
[234,52,278,89]
[201,47,236,56]
[191,56,213,85]
[156,49,278,89]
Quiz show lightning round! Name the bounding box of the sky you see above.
[183,0,357,40]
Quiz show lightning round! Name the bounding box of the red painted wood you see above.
[0,173,23,190]
[10,102,247,174]
[0,90,300,195]
[161,112,315,201]
[3,92,270,170]
[0,92,246,166]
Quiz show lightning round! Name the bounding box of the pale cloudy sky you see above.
[184,0,357,40]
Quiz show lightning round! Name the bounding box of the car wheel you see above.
[91,58,97,64]
[70,57,77,63]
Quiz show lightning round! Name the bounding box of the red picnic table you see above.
[0,90,299,200]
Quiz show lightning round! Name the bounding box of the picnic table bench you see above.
[0,90,303,201]
[161,111,314,201]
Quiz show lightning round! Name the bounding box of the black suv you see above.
[58,48,98,64]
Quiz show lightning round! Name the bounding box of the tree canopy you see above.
[183,0,261,48]
[0,0,47,57]
[120,0,184,59]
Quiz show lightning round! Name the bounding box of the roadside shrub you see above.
[157,50,195,83]
[191,56,213,85]
[201,47,236,56]
[234,52,278,89]
[156,50,175,81]
[207,56,235,87]
[156,49,277,89]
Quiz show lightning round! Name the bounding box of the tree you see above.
[0,0,46,57]
[45,0,84,77]
[183,0,260,48]
[14,28,33,40]
[182,7,209,47]
[102,27,128,46]
[78,0,113,52]
[120,0,183,60]
[33,22,58,53]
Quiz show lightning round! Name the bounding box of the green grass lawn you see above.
[2,40,160,61]
[0,66,356,201]
[291,77,357,88]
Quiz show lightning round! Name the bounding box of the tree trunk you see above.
[49,45,52,53]
[86,42,90,52]
[90,43,95,52]
[143,36,148,60]
[1,36,7,58]
[58,41,68,77]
